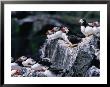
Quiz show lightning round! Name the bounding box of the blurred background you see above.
[11,11,100,60]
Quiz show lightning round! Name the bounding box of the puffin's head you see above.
[79,19,88,28]
[14,56,28,66]
[15,56,27,63]
[79,19,87,24]
[61,26,69,33]
[19,56,27,61]
[52,27,59,32]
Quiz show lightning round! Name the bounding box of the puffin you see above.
[47,26,77,47]
[79,19,100,37]
[46,26,60,35]
[79,19,94,37]
[22,58,36,67]
[11,56,28,71]
[31,58,58,77]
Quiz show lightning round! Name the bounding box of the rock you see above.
[85,66,100,77]
[40,35,100,77]
[11,35,100,77]
[70,35,96,77]
[31,63,48,71]
[39,58,52,67]
[45,39,78,71]
[39,70,56,77]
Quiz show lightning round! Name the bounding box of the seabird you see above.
[46,26,60,35]
[79,19,100,37]
[79,19,94,37]
[47,26,77,47]
[11,56,27,70]
[22,58,36,67]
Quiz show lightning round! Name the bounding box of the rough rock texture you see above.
[41,35,100,77]
[11,35,100,77]
[45,39,78,71]
[85,66,100,77]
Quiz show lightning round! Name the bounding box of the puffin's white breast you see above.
[47,31,62,40]
[81,26,93,36]
[80,26,86,35]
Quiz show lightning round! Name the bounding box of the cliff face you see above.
[41,35,100,77]
[45,39,78,71]
[11,34,100,77]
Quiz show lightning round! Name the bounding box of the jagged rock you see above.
[45,39,78,71]
[41,35,100,77]
[70,35,97,77]
[11,66,57,77]
[85,66,100,77]
[11,35,100,77]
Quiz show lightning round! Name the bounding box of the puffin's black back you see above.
[68,35,82,44]
[82,19,88,28]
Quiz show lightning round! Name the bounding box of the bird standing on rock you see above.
[46,27,60,35]
[11,56,28,70]
[22,58,36,67]
[79,19,94,37]
[47,26,77,47]
[11,56,28,75]
[79,19,100,37]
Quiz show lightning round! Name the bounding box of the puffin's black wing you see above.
[68,35,82,44]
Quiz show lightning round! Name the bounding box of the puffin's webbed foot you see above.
[68,44,78,48]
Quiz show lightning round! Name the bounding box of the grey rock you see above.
[11,35,100,77]
[41,35,100,77]
[85,66,100,77]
